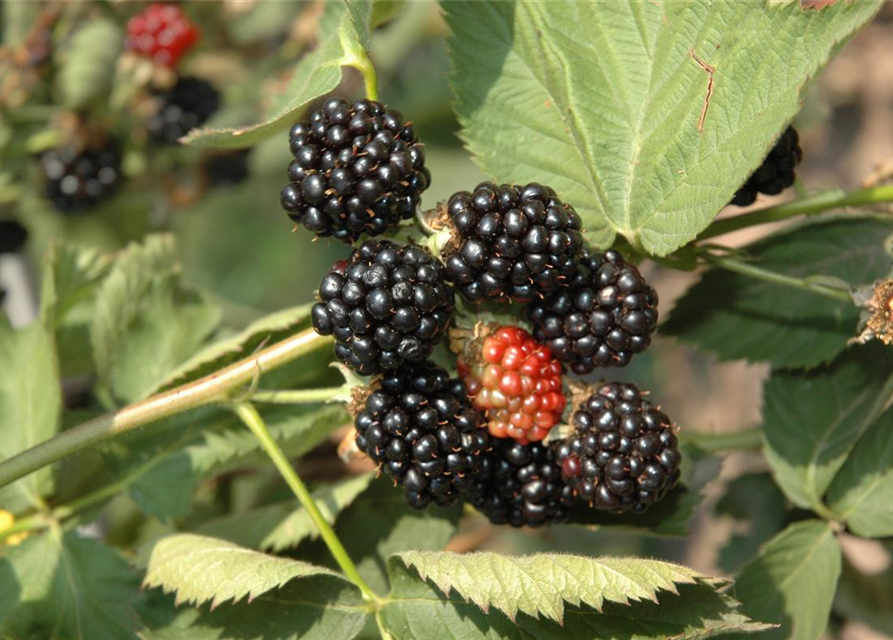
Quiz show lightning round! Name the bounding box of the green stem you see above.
[0,329,333,493]
[679,426,763,453]
[703,253,853,303]
[251,387,346,405]
[231,402,380,604]
[699,184,893,240]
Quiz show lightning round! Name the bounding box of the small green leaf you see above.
[0,320,60,512]
[56,19,122,109]
[0,529,140,640]
[762,344,893,511]
[183,2,369,148]
[394,550,703,623]
[732,520,841,640]
[827,408,893,537]
[142,534,341,608]
[444,1,880,254]
[663,217,893,368]
[196,473,374,551]
[382,559,767,639]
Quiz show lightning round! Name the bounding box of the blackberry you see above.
[125,3,199,67]
[554,382,681,513]
[468,440,576,527]
[280,97,430,243]
[354,361,489,510]
[0,220,28,254]
[527,250,658,373]
[731,126,803,207]
[204,150,250,187]
[40,141,122,213]
[147,76,220,144]
[311,240,454,375]
[443,182,584,303]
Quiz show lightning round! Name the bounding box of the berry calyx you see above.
[457,325,566,444]
[443,182,584,302]
[280,97,430,243]
[311,240,455,375]
[40,140,122,214]
[731,126,803,207]
[554,382,681,513]
[146,76,220,144]
[125,3,199,68]
[527,249,658,373]
[467,440,576,527]
[353,361,489,510]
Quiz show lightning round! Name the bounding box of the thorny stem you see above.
[0,329,333,493]
[679,426,763,453]
[231,402,381,604]
[702,253,853,303]
[698,184,893,241]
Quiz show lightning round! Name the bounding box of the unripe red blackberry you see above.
[554,382,681,513]
[731,126,803,207]
[527,250,658,373]
[40,141,122,213]
[146,76,220,144]
[125,3,199,67]
[443,182,584,302]
[467,440,576,527]
[280,98,430,243]
[354,361,490,510]
[312,240,454,375]
[456,325,566,444]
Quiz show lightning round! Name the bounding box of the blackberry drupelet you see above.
[527,250,658,373]
[41,141,122,213]
[0,220,28,254]
[467,439,576,527]
[311,240,454,375]
[354,361,489,510]
[280,97,430,243]
[443,182,584,302]
[731,126,803,207]
[147,76,220,144]
[555,382,681,513]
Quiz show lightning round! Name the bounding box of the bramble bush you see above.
[1,2,892,639]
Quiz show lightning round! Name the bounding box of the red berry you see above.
[459,325,567,444]
[125,3,199,67]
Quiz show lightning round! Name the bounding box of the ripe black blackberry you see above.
[555,382,681,513]
[443,182,584,303]
[731,126,803,207]
[527,250,658,373]
[280,97,430,243]
[467,440,576,527]
[311,240,454,375]
[204,150,250,187]
[354,361,490,510]
[0,220,28,254]
[40,141,122,213]
[147,76,220,144]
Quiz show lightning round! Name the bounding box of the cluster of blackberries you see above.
[280,98,430,243]
[555,382,681,513]
[731,126,803,207]
[40,141,122,213]
[311,239,454,375]
[147,76,220,144]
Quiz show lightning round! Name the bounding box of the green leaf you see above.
[827,407,893,537]
[196,472,374,551]
[663,217,893,368]
[40,242,111,327]
[731,520,841,640]
[56,18,122,109]
[834,548,893,638]
[0,320,60,512]
[762,344,893,511]
[444,1,880,255]
[138,577,368,640]
[382,560,768,639]
[346,0,375,49]
[183,2,369,148]
[393,550,703,623]
[142,534,340,608]
[0,529,140,640]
